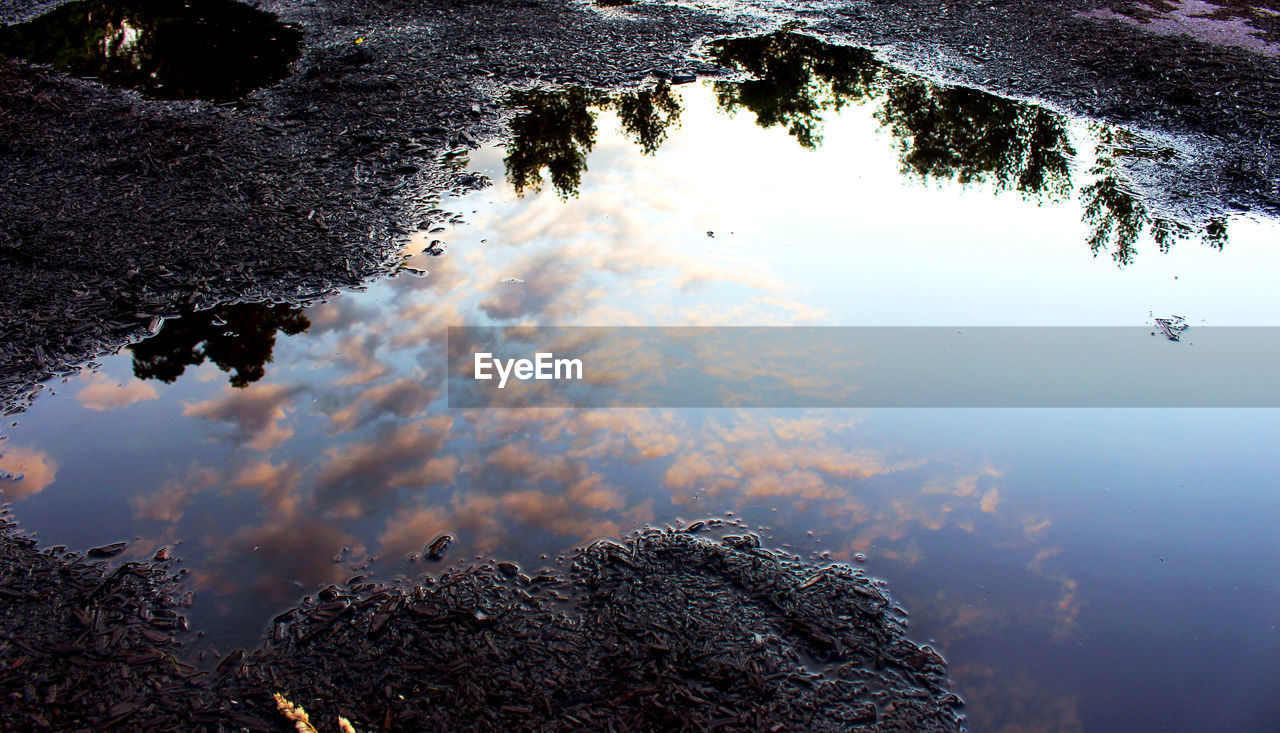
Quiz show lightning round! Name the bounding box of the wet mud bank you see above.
[2,0,1279,408]
[0,523,964,730]
[0,518,224,729]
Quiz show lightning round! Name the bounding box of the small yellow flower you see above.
[354,37,364,44]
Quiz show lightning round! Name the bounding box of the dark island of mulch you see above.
[0,521,964,731]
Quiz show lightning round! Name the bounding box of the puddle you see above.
[0,0,303,101]
[505,32,1229,263]
[3,34,1280,732]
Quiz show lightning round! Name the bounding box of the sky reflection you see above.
[1,73,1278,730]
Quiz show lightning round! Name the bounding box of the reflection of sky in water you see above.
[1,81,1279,730]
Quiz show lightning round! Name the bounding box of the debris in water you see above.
[424,534,453,561]
[86,541,128,558]
[1152,315,1189,341]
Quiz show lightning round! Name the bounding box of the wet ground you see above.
[2,520,963,730]
[3,0,1280,729]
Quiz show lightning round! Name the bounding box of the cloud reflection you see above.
[0,445,58,501]
[75,373,159,411]
[183,382,302,450]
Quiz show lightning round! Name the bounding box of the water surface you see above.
[0,0,303,101]
[2,36,1279,731]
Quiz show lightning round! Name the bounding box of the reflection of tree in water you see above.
[506,31,1231,262]
[708,32,880,150]
[130,303,310,388]
[876,79,1074,199]
[503,83,681,199]
[708,31,1074,200]
[710,32,1232,264]
[504,88,604,200]
[614,83,682,155]
[0,0,302,102]
[1082,127,1227,266]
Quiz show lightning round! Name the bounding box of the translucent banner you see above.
[446,327,1280,408]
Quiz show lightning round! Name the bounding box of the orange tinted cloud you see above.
[131,466,219,522]
[312,417,454,512]
[327,378,438,433]
[183,382,302,450]
[0,445,57,501]
[75,374,159,411]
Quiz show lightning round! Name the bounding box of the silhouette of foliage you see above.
[130,303,310,388]
[504,83,683,199]
[1082,174,1147,266]
[710,32,1074,199]
[504,32,1229,264]
[1082,127,1228,266]
[614,82,682,155]
[504,87,606,199]
[0,0,302,102]
[708,31,879,150]
[876,77,1075,198]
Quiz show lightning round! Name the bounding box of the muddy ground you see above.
[0,521,963,731]
[1,0,1279,410]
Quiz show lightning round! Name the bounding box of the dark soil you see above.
[0,518,235,730]
[0,521,964,731]
[1,0,1278,410]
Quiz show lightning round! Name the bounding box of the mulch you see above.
[1,520,965,731]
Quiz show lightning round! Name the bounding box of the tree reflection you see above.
[1082,127,1227,265]
[0,0,302,102]
[708,31,880,150]
[504,31,1229,262]
[504,82,682,199]
[876,78,1074,198]
[130,303,310,388]
[614,82,682,155]
[709,31,1074,199]
[504,88,605,199]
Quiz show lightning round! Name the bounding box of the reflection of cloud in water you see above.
[313,418,456,517]
[74,373,158,411]
[131,466,218,522]
[0,445,58,501]
[232,460,302,515]
[327,378,436,433]
[307,296,380,335]
[202,516,357,606]
[478,253,591,321]
[951,664,1084,732]
[183,382,302,451]
[453,167,810,327]
[377,495,501,559]
[328,332,389,387]
[659,412,899,499]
